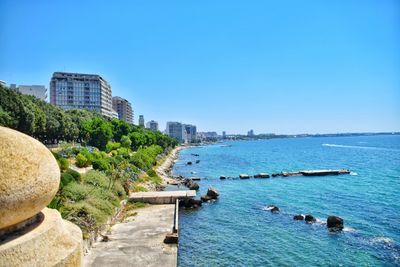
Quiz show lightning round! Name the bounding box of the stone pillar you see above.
[0,127,83,267]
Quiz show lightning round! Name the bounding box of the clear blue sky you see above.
[1,0,399,134]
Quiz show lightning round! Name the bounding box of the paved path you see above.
[84,205,177,267]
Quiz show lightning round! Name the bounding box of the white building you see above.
[146,120,159,131]
[50,72,114,118]
[166,122,185,143]
[11,84,47,101]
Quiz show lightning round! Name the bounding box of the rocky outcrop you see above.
[293,214,305,220]
[183,199,202,208]
[220,176,226,180]
[187,161,193,165]
[254,173,270,178]
[267,205,280,212]
[201,187,219,202]
[305,215,316,223]
[327,216,344,231]
[184,179,199,190]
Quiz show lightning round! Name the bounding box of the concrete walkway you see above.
[84,205,177,267]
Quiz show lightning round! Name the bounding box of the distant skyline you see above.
[1,0,399,134]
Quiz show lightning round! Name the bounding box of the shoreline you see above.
[156,145,186,187]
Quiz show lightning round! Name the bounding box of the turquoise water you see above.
[173,135,400,266]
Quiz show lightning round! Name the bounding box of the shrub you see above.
[106,141,121,153]
[132,185,148,192]
[81,170,109,189]
[65,168,81,182]
[60,173,74,187]
[120,135,132,148]
[63,182,90,202]
[57,157,70,172]
[75,153,90,168]
[92,158,110,171]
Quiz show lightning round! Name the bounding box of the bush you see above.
[63,182,91,202]
[81,170,109,189]
[120,135,132,148]
[106,141,121,153]
[92,158,110,171]
[57,157,69,172]
[65,168,81,182]
[75,153,91,168]
[60,173,74,187]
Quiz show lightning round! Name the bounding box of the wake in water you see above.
[322,143,399,152]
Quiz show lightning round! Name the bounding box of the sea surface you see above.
[173,135,400,266]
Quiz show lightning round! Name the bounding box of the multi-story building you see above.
[247,129,255,137]
[10,84,47,101]
[222,131,226,139]
[166,122,185,142]
[112,96,133,123]
[146,120,159,131]
[185,124,197,143]
[139,115,145,127]
[50,72,113,117]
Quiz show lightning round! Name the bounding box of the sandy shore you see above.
[156,146,185,186]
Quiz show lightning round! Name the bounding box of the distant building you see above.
[0,80,6,87]
[10,84,47,101]
[222,131,226,139]
[112,96,133,123]
[50,72,114,117]
[166,122,185,142]
[184,124,197,143]
[139,115,145,127]
[247,129,254,137]
[146,120,159,131]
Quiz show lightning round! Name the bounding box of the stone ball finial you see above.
[0,126,60,229]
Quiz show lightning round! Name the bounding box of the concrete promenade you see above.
[129,190,196,204]
[84,205,177,267]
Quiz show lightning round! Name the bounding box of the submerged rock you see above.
[327,216,344,231]
[305,214,316,223]
[293,214,305,220]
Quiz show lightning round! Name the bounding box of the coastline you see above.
[156,145,186,187]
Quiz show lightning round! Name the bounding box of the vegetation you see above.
[0,84,178,238]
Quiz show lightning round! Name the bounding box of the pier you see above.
[129,190,196,204]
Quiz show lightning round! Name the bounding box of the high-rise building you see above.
[146,120,159,131]
[185,124,197,143]
[166,122,185,142]
[247,129,255,137]
[10,84,47,101]
[50,72,113,117]
[139,115,145,127]
[112,96,133,124]
[222,131,226,139]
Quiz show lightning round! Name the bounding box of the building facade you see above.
[10,84,47,101]
[50,72,113,117]
[146,120,159,131]
[166,122,185,142]
[184,124,197,143]
[112,96,133,123]
[139,115,145,127]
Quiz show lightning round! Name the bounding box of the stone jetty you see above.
[0,126,83,266]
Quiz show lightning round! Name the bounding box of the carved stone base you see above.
[0,208,82,267]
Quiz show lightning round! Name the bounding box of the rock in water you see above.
[201,195,213,202]
[207,187,219,199]
[293,214,305,220]
[327,216,344,231]
[0,126,60,229]
[305,214,316,223]
[267,205,280,212]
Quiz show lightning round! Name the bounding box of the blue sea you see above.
[173,135,400,266]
